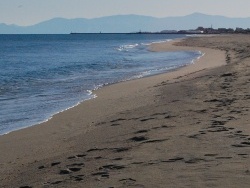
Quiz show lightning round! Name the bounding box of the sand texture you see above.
[0,35,250,187]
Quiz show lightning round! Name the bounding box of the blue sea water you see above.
[0,34,201,135]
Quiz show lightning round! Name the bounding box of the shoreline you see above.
[3,35,250,187]
[0,36,225,158]
[0,38,205,136]
[0,37,225,158]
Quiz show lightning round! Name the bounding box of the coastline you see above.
[1,35,250,187]
[0,38,225,138]
[0,37,205,136]
[0,36,192,136]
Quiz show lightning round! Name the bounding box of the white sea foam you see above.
[141,39,172,46]
[191,51,205,64]
[117,39,172,51]
[0,89,98,136]
[116,43,139,51]
[151,39,173,44]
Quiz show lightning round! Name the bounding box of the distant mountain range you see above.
[1,13,250,34]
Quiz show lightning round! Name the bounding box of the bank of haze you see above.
[0,35,250,187]
[1,13,250,34]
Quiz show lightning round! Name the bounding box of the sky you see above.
[0,0,249,26]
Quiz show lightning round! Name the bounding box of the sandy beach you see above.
[0,34,250,187]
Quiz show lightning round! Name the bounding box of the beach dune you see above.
[0,35,250,187]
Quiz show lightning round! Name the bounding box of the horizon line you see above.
[1,12,250,27]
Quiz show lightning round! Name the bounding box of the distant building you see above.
[132,26,250,35]
[235,27,246,33]
[196,27,205,32]
[160,30,178,33]
[177,30,202,34]
[246,28,250,33]
[218,28,234,33]
[202,28,218,34]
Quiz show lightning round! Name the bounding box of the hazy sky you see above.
[0,0,249,26]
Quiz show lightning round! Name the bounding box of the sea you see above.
[0,34,202,135]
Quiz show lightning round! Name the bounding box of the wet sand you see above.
[0,35,250,187]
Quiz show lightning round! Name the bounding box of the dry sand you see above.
[0,35,250,188]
